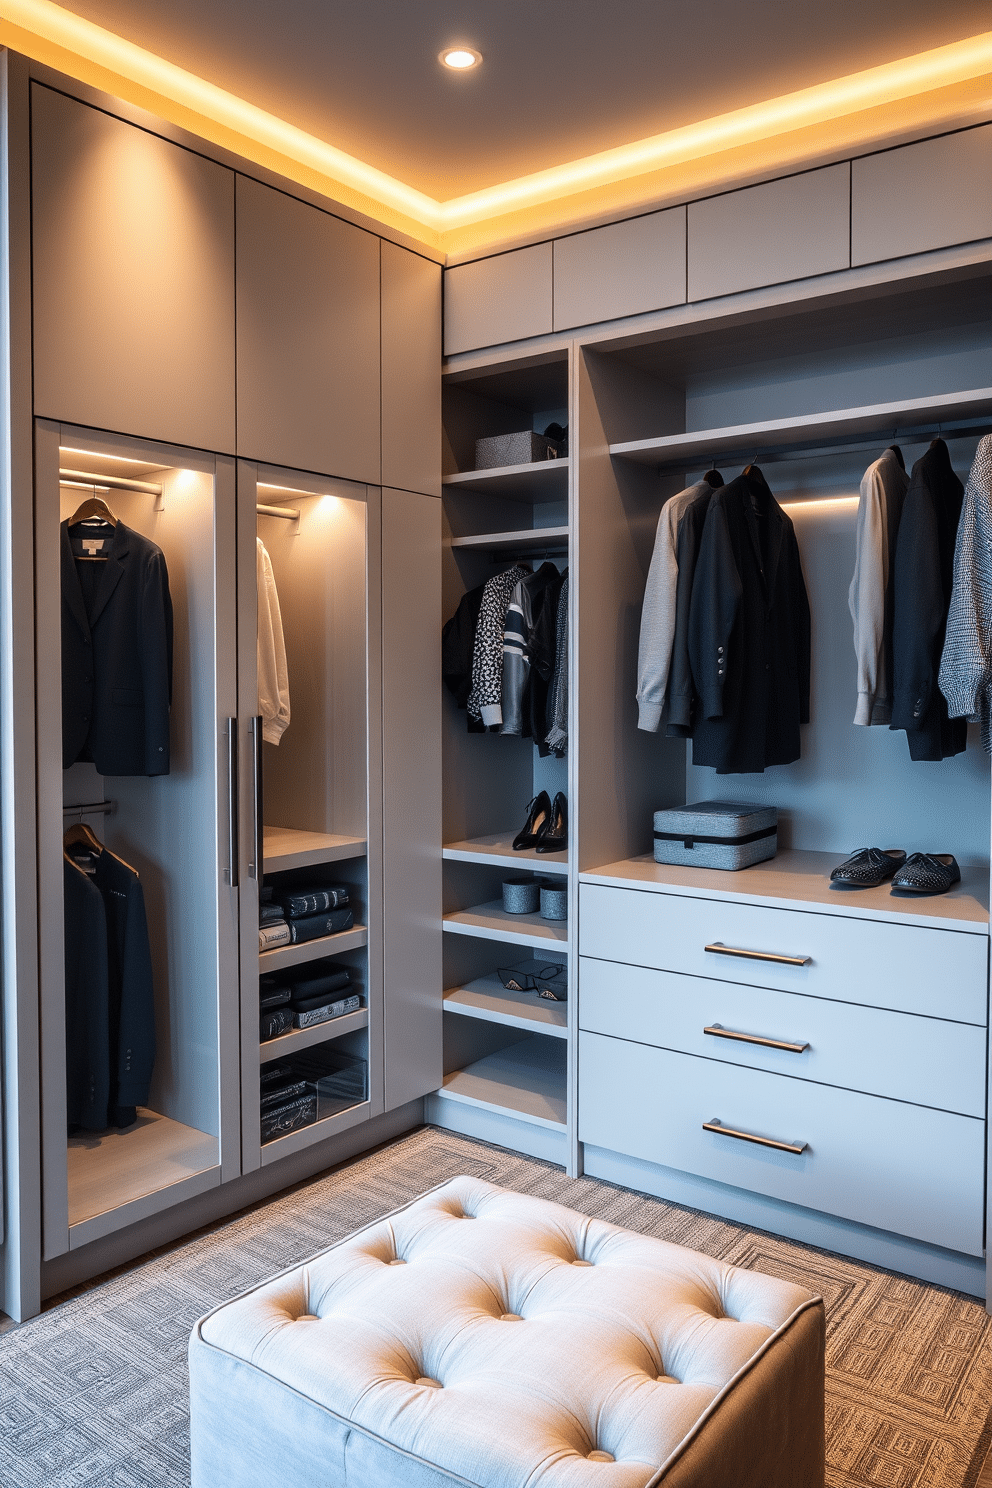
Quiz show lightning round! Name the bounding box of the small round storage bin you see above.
[540,883,568,920]
[502,877,540,914]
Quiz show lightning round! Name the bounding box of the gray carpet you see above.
[1,1126,990,1487]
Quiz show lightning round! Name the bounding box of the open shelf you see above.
[444,973,567,1037]
[259,1098,371,1165]
[259,924,368,972]
[443,458,569,502]
[449,525,569,554]
[609,387,992,470]
[263,826,367,873]
[259,1006,368,1064]
[67,1110,218,1229]
[443,832,569,875]
[443,901,567,947]
[434,1035,567,1129]
[581,850,990,933]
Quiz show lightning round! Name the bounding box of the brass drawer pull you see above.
[704,1023,809,1055]
[705,941,811,968]
[703,1118,807,1155]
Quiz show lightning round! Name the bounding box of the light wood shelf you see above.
[449,525,569,554]
[444,973,567,1037]
[581,850,990,933]
[609,387,992,470]
[259,925,368,972]
[443,832,568,875]
[259,1098,371,1165]
[263,826,367,873]
[259,1006,368,1064]
[434,1035,567,1129]
[443,901,567,947]
[443,458,569,502]
[67,1110,218,1228]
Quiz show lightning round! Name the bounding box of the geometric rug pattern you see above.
[0,1125,990,1486]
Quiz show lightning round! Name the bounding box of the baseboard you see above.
[39,1100,425,1302]
[425,1094,568,1166]
[583,1144,987,1299]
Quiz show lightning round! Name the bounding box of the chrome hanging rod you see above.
[256,502,301,522]
[672,416,992,476]
[60,468,163,497]
[62,800,113,817]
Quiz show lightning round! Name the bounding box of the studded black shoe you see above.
[829,847,906,888]
[890,853,961,894]
[512,792,552,850]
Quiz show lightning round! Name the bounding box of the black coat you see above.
[688,468,811,774]
[62,519,173,775]
[64,855,110,1132]
[890,439,967,761]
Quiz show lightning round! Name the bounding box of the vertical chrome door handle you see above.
[226,718,239,887]
[249,715,264,880]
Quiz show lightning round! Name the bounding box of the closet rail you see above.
[256,502,301,525]
[59,468,163,497]
[62,800,113,818]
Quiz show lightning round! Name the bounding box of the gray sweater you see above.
[637,481,713,731]
[848,446,909,725]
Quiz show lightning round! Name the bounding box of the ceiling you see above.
[39,0,992,198]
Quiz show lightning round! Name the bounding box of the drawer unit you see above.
[579,883,987,1023]
[579,957,986,1117]
[579,1032,985,1256]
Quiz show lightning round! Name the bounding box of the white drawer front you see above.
[579,1032,985,1256]
[579,884,988,1024]
[579,957,986,1117]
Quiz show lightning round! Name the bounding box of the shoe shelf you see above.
[444,973,567,1037]
[443,832,569,875]
[259,1006,369,1065]
[263,826,367,873]
[580,849,990,932]
[449,525,569,555]
[433,1034,567,1129]
[609,387,992,472]
[443,901,567,948]
[442,458,569,502]
[258,1098,372,1167]
[259,925,369,973]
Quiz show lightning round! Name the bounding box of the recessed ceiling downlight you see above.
[440,46,482,70]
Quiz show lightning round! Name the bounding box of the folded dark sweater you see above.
[259,902,285,927]
[287,907,354,943]
[278,886,350,918]
[289,969,352,1004]
[260,981,292,1011]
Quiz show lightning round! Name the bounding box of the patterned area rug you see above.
[1,1125,990,1487]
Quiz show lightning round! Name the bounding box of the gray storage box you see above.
[653,800,777,871]
[474,430,560,469]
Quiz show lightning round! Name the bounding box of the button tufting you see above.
[388,1258,406,1266]
[296,1313,319,1322]
[589,1450,614,1463]
[415,1376,441,1390]
[572,1259,593,1267]
[499,1312,523,1322]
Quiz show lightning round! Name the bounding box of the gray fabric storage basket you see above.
[653,800,778,871]
[475,430,559,469]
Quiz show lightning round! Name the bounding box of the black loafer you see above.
[830,847,906,888]
[513,791,552,850]
[890,853,961,894]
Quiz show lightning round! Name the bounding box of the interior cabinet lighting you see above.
[780,495,860,512]
[440,47,482,70]
[60,446,155,465]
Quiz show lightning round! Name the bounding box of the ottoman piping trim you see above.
[642,1295,825,1488]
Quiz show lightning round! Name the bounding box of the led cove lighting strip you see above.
[4,0,992,237]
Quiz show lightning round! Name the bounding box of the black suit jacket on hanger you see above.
[64,854,111,1132]
[61,519,174,775]
[688,468,811,774]
[890,439,967,761]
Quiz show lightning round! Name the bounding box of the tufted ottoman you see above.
[189,1176,825,1487]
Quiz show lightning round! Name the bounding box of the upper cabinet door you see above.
[381,242,442,498]
[236,177,380,482]
[444,244,553,355]
[31,85,236,453]
[553,207,686,330]
[851,126,992,267]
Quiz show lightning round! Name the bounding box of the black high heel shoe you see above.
[513,791,552,850]
[535,792,567,854]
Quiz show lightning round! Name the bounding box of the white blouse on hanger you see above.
[257,537,290,745]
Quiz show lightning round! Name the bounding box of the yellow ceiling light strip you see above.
[2,0,991,251]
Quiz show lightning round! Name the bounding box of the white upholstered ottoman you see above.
[189,1177,825,1488]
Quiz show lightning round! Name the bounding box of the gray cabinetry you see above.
[444,244,553,355]
[236,176,380,481]
[381,242,442,497]
[30,83,236,453]
[852,125,992,266]
[687,163,850,301]
[553,207,686,330]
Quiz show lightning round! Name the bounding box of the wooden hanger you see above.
[68,494,117,527]
[63,821,104,854]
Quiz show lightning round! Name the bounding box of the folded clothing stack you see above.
[259,962,364,1041]
[259,977,293,1041]
[259,1048,368,1142]
[259,1062,318,1143]
[259,882,354,951]
[289,1047,368,1120]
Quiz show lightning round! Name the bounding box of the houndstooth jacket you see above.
[939,435,992,752]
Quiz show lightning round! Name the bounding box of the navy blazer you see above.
[688,468,811,775]
[62,519,173,775]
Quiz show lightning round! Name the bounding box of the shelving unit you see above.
[450,525,569,553]
[263,827,367,873]
[259,925,368,973]
[259,1005,369,1063]
[444,973,568,1037]
[443,902,567,947]
[433,1036,567,1129]
[442,458,568,500]
[443,832,569,874]
[67,1112,219,1243]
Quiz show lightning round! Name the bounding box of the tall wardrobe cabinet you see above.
[0,52,441,1322]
